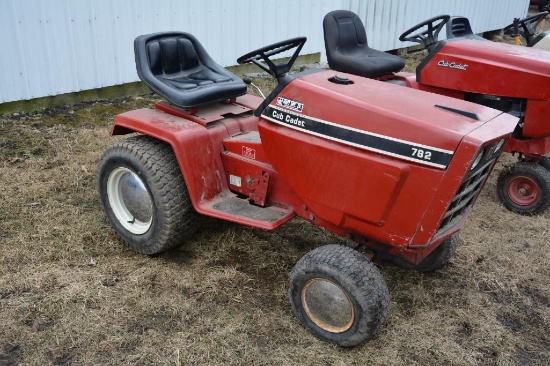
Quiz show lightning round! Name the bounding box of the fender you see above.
[111,108,227,213]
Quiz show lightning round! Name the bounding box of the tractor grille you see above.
[437,140,505,234]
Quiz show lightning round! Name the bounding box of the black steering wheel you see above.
[237,37,307,79]
[399,15,451,52]
[503,12,548,44]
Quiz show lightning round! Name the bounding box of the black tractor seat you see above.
[323,10,405,78]
[446,16,486,41]
[134,32,247,108]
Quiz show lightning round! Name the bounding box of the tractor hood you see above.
[419,39,550,100]
[264,70,504,167]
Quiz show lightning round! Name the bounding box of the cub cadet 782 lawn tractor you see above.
[98,32,516,346]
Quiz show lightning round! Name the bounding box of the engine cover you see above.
[258,70,517,246]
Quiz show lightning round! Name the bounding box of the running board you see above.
[198,194,295,230]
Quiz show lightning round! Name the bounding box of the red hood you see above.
[419,39,550,100]
[276,70,507,155]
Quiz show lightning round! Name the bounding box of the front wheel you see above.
[97,135,198,254]
[289,244,389,347]
[497,162,550,215]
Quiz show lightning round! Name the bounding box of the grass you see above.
[1,54,549,365]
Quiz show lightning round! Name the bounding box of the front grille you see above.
[437,140,504,234]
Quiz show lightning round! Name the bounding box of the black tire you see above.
[497,162,550,215]
[539,0,549,12]
[98,135,198,254]
[408,234,459,273]
[539,156,550,172]
[289,244,389,347]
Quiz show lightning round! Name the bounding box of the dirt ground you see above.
[1,39,549,365]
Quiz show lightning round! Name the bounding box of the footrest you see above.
[201,195,295,230]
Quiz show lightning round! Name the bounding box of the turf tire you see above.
[289,244,389,347]
[538,156,550,172]
[497,162,550,215]
[98,135,198,254]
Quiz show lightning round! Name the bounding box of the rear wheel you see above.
[408,234,459,272]
[98,135,198,254]
[289,244,389,347]
[497,162,550,215]
[539,0,549,12]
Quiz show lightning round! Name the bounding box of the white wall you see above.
[344,0,530,50]
[0,0,530,104]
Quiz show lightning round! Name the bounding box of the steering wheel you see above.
[237,37,307,79]
[399,15,451,52]
[503,12,548,43]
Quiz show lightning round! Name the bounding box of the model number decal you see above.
[276,97,304,112]
[411,148,432,161]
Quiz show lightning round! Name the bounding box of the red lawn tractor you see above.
[324,10,550,215]
[98,32,516,346]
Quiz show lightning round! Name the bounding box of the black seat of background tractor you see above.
[135,32,246,108]
[323,10,405,78]
[446,16,486,41]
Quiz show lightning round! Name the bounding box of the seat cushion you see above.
[329,46,406,79]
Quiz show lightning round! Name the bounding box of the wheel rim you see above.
[107,167,153,234]
[301,278,354,333]
[507,175,540,206]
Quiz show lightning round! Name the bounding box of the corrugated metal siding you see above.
[0,0,337,103]
[0,0,530,103]
[344,0,530,50]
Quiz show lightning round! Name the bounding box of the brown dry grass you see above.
[1,61,549,365]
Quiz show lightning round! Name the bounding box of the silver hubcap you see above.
[302,278,354,333]
[107,167,153,234]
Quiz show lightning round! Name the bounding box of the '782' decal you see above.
[411,147,432,161]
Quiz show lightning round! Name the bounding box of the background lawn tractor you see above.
[502,11,550,49]
[445,12,550,51]
[324,10,550,215]
[98,32,516,346]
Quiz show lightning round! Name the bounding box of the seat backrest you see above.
[446,16,485,40]
[135,32,246,108]
[146,36,200,76]
[323,10,369,60]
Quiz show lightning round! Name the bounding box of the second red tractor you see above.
[324,10,550,215]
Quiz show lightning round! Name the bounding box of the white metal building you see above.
[0,0,529,104]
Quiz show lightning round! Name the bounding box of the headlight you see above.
[492,139,506,155]
[470,148,484,171]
